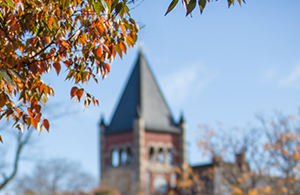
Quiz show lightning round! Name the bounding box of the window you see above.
[126,147,133,164]
[149,147,155,162]
[121,149,127,165]
[111,149,119,167]
[158,148,164,163]
[167,148,173,164]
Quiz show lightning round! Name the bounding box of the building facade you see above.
[100,50,187,195]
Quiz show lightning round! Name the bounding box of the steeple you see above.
[105,50,180,134]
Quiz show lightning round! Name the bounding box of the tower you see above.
[100,50,186,195]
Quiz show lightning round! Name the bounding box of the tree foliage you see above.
[0,105,73,191]
[0,0,138,140]
[0,0,248,141]
[14,158,95,194]
[165,0,246,16]
[197,113,300,195]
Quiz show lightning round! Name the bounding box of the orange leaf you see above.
[70,86,78,99]
[16,108,20,117]
[0,135,2,143]
[76,88,84,101]
[40,84,44,93]
[53,62,61,75]
[43,119,50,132]
[120,41,127,54]
[96,46,102,57]
[48,17,53,27]
[120,23,126,36]
[45,36,50,44]
[104,63,110,72]
[27,107,34,117]
[31,116,37,129]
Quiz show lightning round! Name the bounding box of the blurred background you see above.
[1,0,300,194]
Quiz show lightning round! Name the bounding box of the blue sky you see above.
[1,0,300,192]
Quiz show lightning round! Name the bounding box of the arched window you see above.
[167,148,173,164]
[121,150,127,165]
[126,147,133,164]
[149,147,155,162]
[158,148,164,163]
[111,149,119,167]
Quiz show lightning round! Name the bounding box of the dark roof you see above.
[105,50,180,135]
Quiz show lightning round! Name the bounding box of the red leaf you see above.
[43,119,50,132]
[70,86,78,99]
[53,62,61,75]
[63,60,69,67]
[76,88,84,101]
[50,48,56,54]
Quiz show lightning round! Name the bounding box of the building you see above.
[99,50,187,195]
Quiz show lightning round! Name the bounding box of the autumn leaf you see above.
[31,116,38,129]
[97,61,110,79]
[120,41,127,54]
[48,17,53,27]
[43,119,50,132]
[53,62,61,75]
[70,86,78,99]
[0,135,3,144]
[76,88,84,101]
[96,46,102,57]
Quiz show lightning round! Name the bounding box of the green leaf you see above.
[115,3,123,15]
[0,69,13,87]
[93,1,102,16]
[228,0,234,8]
[5,0,14,8]
[9,69,25,82]
[183,0,197,16]
[0,13,3,20]
[165,0,179,16]
[88,0,94,6]
[198,0,206,14]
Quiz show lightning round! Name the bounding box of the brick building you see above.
[99,50,187,195]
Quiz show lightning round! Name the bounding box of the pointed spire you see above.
[100,114,106,126]
[179,111,185,124]
[138,41,144,53]
[105,50,180,134]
